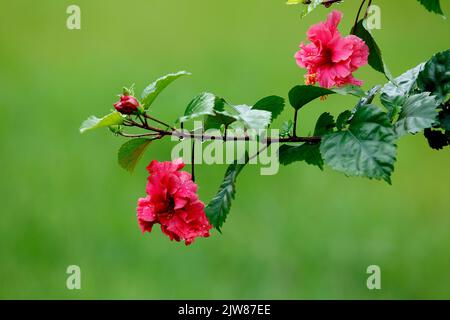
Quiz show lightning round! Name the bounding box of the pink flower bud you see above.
[114,95,140,114]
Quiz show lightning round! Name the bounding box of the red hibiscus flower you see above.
[137,159,212,245]
[295,10,369,88]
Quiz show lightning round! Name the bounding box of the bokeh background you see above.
[0,0,449,299]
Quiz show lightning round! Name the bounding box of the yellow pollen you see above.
[305,73,317,86]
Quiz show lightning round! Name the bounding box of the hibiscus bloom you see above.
[137,158,212,245]
[295,10,369,88]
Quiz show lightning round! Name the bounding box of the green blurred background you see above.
[0,0,449,299]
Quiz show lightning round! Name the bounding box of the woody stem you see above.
[118,126,321,144]
[143,114,176,130]
[364,0,373,18]
[191,139,196,182]
[353,0,367,31]
[293,109,299,138]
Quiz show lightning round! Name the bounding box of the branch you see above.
[353,0,367,30]
[143,114,176,130]
[303,0,343,7]
[119,126,321,144]
[293,109,299,138]
[191,139,196,181]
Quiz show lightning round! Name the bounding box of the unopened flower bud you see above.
[114,95,140,114]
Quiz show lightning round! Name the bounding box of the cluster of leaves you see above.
[80,71,192,135]
[210,50,447,232]
[80,1,449,234]
[178,92,284,130]
[79,48,449,232]
[280,49,449,184]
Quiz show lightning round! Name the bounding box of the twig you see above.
[118,132,161,139]
[248,142,272,162]
[119,118,322,144]
[143,114,176,130]
[293,109,299,138]
[191,139,196,182]
[364,0,373,19]
[353,0,367,31]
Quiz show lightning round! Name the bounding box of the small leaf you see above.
[298,0,322,18]
[80,111,124,133]
[336,110,352,130]
[288,85,335,110]
[332,85,366,97]
[320,104,397,183]
[233,105,272,129]
[416,0,445,16]
[205,157,248,232]
[204,110,238,131]
[417,49,450,103]
[351,19,391,80]
[394,92,439,137]
[254,96,285,121]
[380,63,426,118]
[313,112,335,136]
[280,120,294,138]
[141,71,190,109]
[179,92,216,123]
[118,138,152,173]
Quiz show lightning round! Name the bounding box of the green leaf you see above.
[417,50,450,103]
[279,144,324,169]
[291,0,323,18]
[204,110,238,131]
[332,85,366,97]
[118,138,152,173]
[417,0,445,16]
[320,104,397,183]
[109,124,122,134]
[336,110,352,130]
[313,112,335,136]
[394,92,438,137]
[254,96,285,121]
[80,111,124,133]
[179,92,216,123]
[233,105,272,129]
[351,19,391,80]
[141,71,190,109]
[278,112,334,170]
[280,120,294,138]
[380,63,425,118]
[288,85,335,110]
[205,158,248,232]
